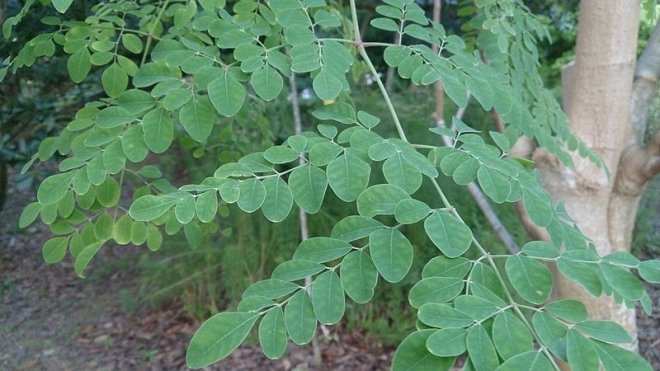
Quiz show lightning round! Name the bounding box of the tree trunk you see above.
[535,0,659,349]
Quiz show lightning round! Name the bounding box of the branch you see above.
[614,128,660,195]
[631,21,660,144]
[289,73,322,366]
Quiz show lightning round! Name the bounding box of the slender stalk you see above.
[141,0,170,66]
[347,1,558,368]
[289,72,321,366]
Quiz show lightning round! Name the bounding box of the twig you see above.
[289,73,322,366]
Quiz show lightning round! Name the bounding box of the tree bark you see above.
[536,0,652,348]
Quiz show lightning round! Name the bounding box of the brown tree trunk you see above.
[534,0,660,349]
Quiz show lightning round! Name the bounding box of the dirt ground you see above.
[0,175,657,370]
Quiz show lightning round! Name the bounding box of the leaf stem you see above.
[141,0,170,66]
[349,0,408,142]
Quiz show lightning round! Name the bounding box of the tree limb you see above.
[631,21,660,144]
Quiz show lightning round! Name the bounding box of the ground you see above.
[0,174,657,370]
[0,175,393,370]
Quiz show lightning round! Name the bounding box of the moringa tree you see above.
[3,0,659,370]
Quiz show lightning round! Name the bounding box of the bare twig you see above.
[289,73,322,366]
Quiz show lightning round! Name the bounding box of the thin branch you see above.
[631,21,660,144]
[289,73,321,366]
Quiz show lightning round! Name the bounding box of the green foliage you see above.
[6,0,658,370]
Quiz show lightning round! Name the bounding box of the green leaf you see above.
[186,312,259,368]
[67,48,91,83]
[392,330,455,371]
[251,64,283,101]
[259,308,287,359]
[288,164,327,214]
[113,215,132,245]
[340,251,378,304]
[208,72,246,117]
[284,291,317,345]
[522,186,554,227]
[327,152,371,202]
[19,202,42,228]
[264,146,299,164]
[544,300,587,323]
[426,328,467,357]
[383,153,423,194]
[357,184,410,218]
[130,221,148,245]
[272,260,325,281]
[309,141,343,166]
[133,62,180,87]
[180,97,215,143]
[74,242,103,278]
[466,324,499,371]
[331,215,384,242]
[495,351,554,371]
[521,241,559,259]
[424,210,473,258]
[394,199,431,224]
[237,178,266,213]
[103,140,126,174]
[42,237,68,264]
[454,295,499,321]
[313,70,343,100]
[96,106,135,129]
[312,102,357,124]
[477,167,511,203]
[532,311,568,360]
[142,107,174,153]
[408,277,464,308]
[371,17,399,32]
[146,225,163,251]
[574,320,631,344]
[130,195,177,221]
[94,213,113,241]
[237,296,276,313]
[593,341,653,371]
[121,34,143,54]
[293,237,352,263]
[505,255,552,304]
[121,125,149,162]
[102,63,128,98]
[311,271,345,325]
[566,330,599,371]
[37,172,75,205]
[261,177,294,222]
[369,228,413,283]
[452,157,479,185]
[96,177,120,207]
[492,311,533,359]
[422,256,471,279]
[244,279,300,299]
[418,303,474,328]
[357,110,380,129]
[384,45,412,68]
[557,259,602,296]
[195,190,218,223]
[638,259,660,283]
[53,0,74,13]
[599,263,644,301]
[175,195,196,224]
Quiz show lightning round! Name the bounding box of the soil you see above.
[0,173,657,370]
